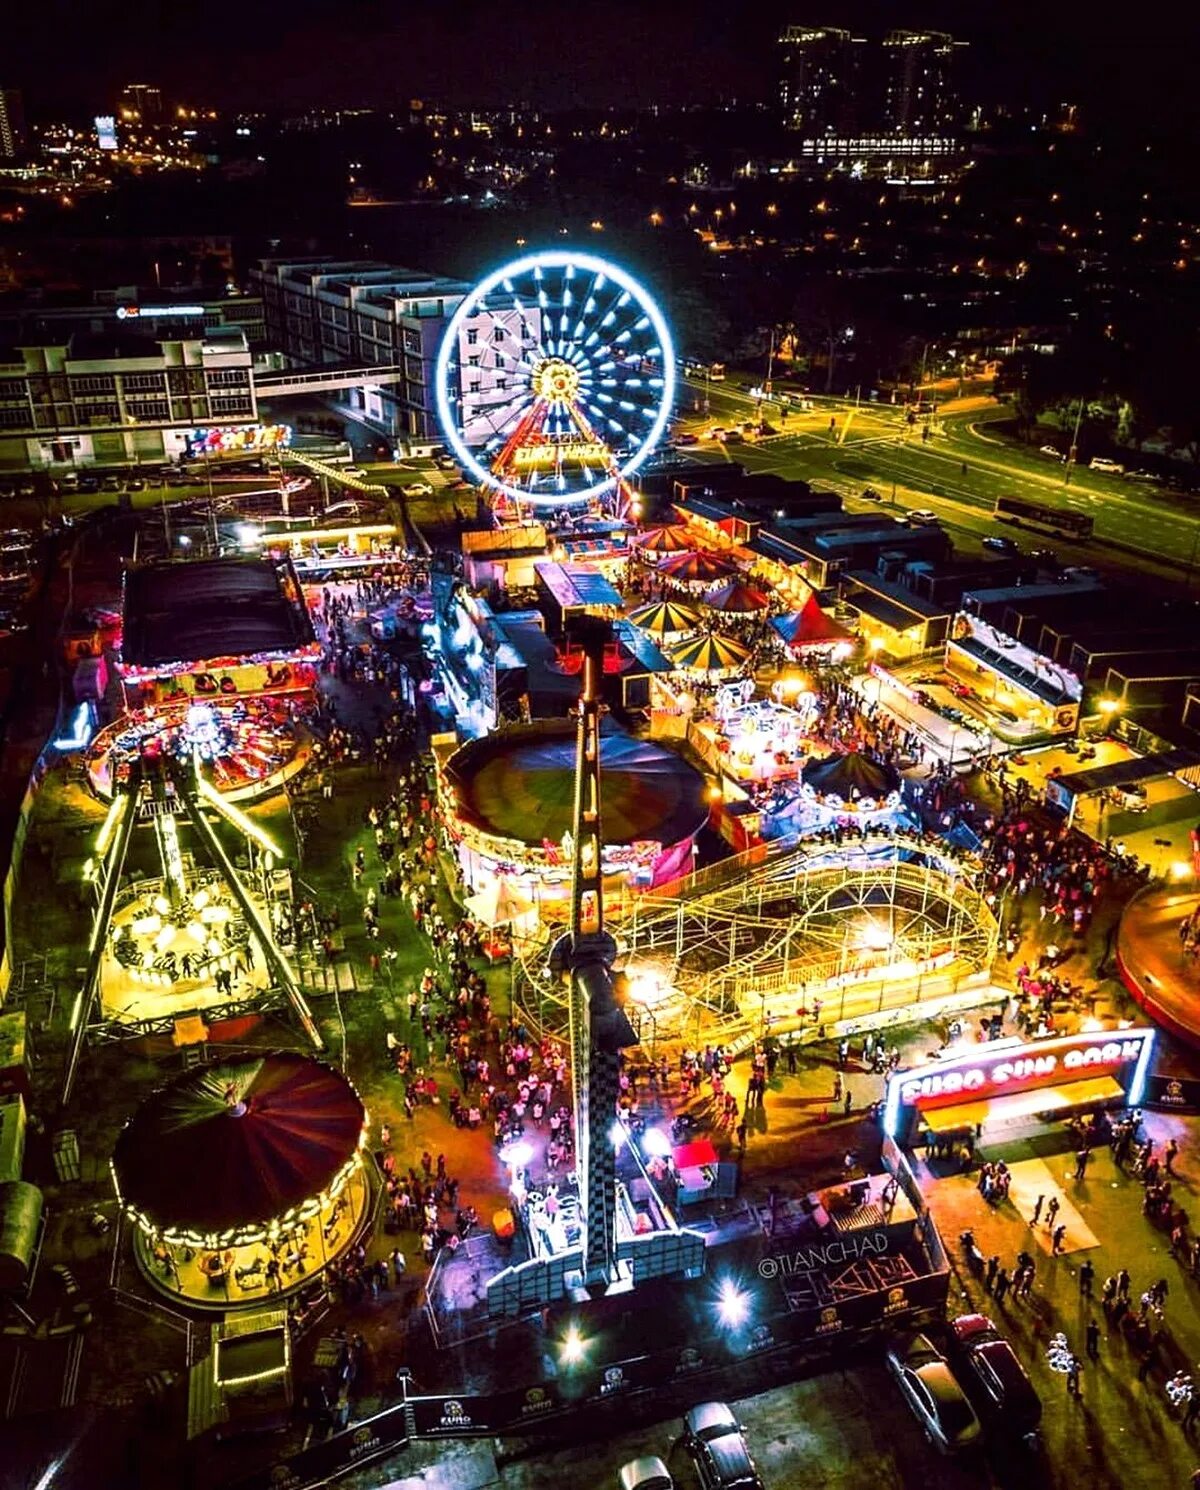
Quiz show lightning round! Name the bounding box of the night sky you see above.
[7,0,1200,131]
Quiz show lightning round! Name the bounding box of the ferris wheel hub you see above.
[532,356,580,405]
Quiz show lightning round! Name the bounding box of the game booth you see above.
[883,1027,1157,1151]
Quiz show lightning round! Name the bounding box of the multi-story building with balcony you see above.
[0,326,255,469]
[250,257,471,440]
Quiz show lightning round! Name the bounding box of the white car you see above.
[1039,444,1065,460]
[907,509,940,525]
[402,482,434,496]
[1088,457,1124,474]
[886,1334,982,1454]
[618,1458,674,1490]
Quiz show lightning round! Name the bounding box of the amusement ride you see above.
[434,250,676,517]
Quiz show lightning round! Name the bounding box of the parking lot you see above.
[496,1361,1032,1490]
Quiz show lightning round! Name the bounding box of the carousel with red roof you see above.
[110,1052,372,1311]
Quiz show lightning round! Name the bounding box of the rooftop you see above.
[120,556,316,671]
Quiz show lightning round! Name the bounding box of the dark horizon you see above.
[6,0,1200,135]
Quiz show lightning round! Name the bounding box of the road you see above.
[673,379,1200,581]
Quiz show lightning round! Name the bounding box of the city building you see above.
[778,26,865,135]
[118,84,165,126]
[251,258,472,441]
[881,30,963,136]
[0,89,26,160]
[0,286,267,350]
[0,326,256,469]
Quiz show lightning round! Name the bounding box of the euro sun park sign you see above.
[883,1027,1155,1138]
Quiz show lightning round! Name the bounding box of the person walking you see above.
[1117,1268,1132,1302]
[1085,1318,1100,1361]
[986,1255,999,1293]
[1052,1222,1067,1255]
[1166,1138,1180,1176]
[1046,1195,1061,1229]
[1079,1258,1095,1297]
[1066,1353,1082,1396]
[843,1086,853,1116]
[993,1267,1011,1304]
[1074,1148,1091,1181]
[1032,1194,1045,1226]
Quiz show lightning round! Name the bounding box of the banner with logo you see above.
[231,1405,409,1490]
[1146,1073,1200,1115]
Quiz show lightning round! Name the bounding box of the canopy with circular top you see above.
[632,525,692,554]
[706,578,771,614]
[801,750,901,800]
[627,598,703,639]
[666,632,753,678]
[111,1052,366,1243]
[655,550,736,587]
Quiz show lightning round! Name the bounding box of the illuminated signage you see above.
[511,440,611,471]
[95,115,118,151]
[116,304,206,320]
[883,1027,1156,1136]
[185,424,292,458]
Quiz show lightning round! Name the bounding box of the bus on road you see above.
[993,495,1094,541]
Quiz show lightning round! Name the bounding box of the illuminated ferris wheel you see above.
[434,250,676,510]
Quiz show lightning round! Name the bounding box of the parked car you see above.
[126,477,145,491]
[681,1402,763,1490]
[948,1314,1042,1440]
[1088,457,1125,474]
[618,1458,674,1490]
[1126,469,1159,483]
[886,1333,982,1454]
[982,535,1019,554]
[1039,444,1065,460]
[1063,564,1100,580]
[672,432,699,446]
[402,482,434,496]
[100,475,122,492]
[1028,547,1063,572]
[704,426,729,441]
[907,509,939,525]
[16,480,35,498]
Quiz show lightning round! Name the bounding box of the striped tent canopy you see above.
[656,550,737,586]
[666,632,753,678]
[771,596,853,648]
[632,524,692,554]
[627,598,704,639]
[706,578,771,613]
